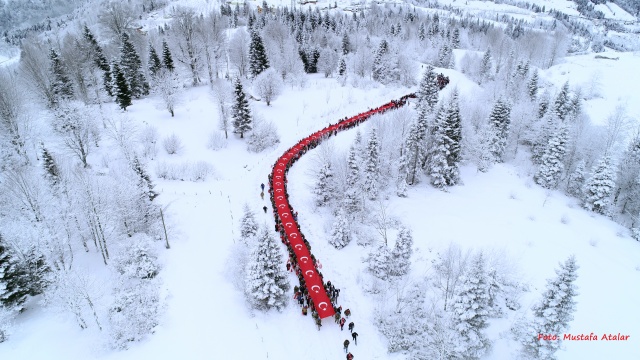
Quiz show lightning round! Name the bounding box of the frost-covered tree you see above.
[244,226,290,311]
[479,48,492,83]
[566,160,586,197]
[553,82,572,122]
[429,93,462,188]
[329,209,351,249]
[0,236,29,311]
[396,152,409,197]
[314,161,334,207]
[432,243,470,311]
[119,33,149,98]
[317,47,339,78]
[231,78,252,138]
[154,69,181,117]
[246,118,279,153]
[81,25,112,96]
[229,29,250,78]
[344,144,362,214]
[131,156,158,202]
[489,99,511,162]
[51,102,93,167]
[367,243,391,280]
[614,133,640,215]
[341,33,351,55]
[112,63,132,110]
[390,226,413,276]
[534,124,568,189]
[372,39,399,84]
[516,256,578,360]
[240,203,259,241]
[249,30,269,78]
[41,144,60,187]
[451,252,491,360]
[437,43,453,68]
[49,48,74,106]
[253,68,282,106]
[338,57,347,77]
[0,305,14,343]
[417,65,439,114]
[113,234,159,280]
[583,155,616,215]
[363,128,380,200]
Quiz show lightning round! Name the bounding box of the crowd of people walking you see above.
[266,94,416,359]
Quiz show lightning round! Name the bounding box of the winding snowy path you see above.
[268,93,416,319]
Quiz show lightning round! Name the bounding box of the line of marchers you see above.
[563,333,631,341]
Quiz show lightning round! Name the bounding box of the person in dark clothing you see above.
[263,206,267,213]
[351,332,358,345]
[340,317,346,330]
[348,321,354,333]
[344,308,351,317]
[346,352,354,360]
[343,339,350,352]
[261,183,265,191]
[316,318,322,330]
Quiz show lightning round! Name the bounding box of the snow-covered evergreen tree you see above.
[452,28,461,48]
[244,226,290,311]
[112,63,132,110]
[583,155,616,215]
[417,65,439,114]
[367,243,391,280]
[390,226,413,276]
[148,45,162,78]
[49,48,74,106]
[517,256,579,360]
[120,32,149,98]
[0,236,29,311]
[479,48,492,83]
[363,128,380,200]
[396,151,409,197]
[338,57,346,77]
[329,209,351,249]
[566,160,586,197]
[488,99,511,162]
[372,39,399,84]
[161,40,175,72]
[131,156,158,202]
[614,134,640,216]
[240,203,259,241]
[231,78,252,138]
[249,30,269,78]
[451,252,491,360]
[313,161,334,207]
[344,144,362,214]
[341,33,351,55]
[534,124,568,189]
[430,93,462,188]
[406,111,428,185]
[41,144,60,187]
[82,25,112,96]
[553,82,572,122]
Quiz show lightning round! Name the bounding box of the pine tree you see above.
[231,78,252,138]
[161,40,175,72]
[49,49,74,106]
[437,43,452,68]
[329,209,351,249]
[372,39,390,83]
[406,110,429,185]
[120,33,149,98]
[367,244,391,280]
[583,155,616,215]
[82,25,112,96]
[489,99,511,162]
[479,48,492,83]
[249,30,269,78]
[244,226,290,311]
[528,70,539,100]
[112,63,132,110]
[131,157,158,202]
[148,45,162,78]
[338,58,346,77]
[313,161,334,207]
[396,151,409,197]
[40,144,60,187]
[521,256,579,360]
[451,28,461,48]
[344,144,362,215]
[363,128,380,200]
[390,226,413,276]
[535,124,568,189]
[240,203,259,241]
[444,92,463,186]
[553,82,572,122]
[341,33,350,55]
[0,236,29,312]
[614,134,640,215]
[417,65,439,114]
[451,252,491,360]
[418,23,426,41]
[566,160,586,197]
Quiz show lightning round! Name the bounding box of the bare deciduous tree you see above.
[171,7,202,86]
